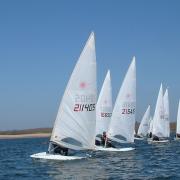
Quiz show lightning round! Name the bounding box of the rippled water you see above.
[1,135,180,179]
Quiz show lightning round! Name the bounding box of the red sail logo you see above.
[79,82,87,89]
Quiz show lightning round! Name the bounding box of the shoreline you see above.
[0,133,51,139]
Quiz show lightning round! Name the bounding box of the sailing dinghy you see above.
[95,57,136,152]
[95,70,112,143]
[31,32,97,160]
[135,105,151,140]
[175,100,180,140]
[163,89,170,138]
[148,84,169,143]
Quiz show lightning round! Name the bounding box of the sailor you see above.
[148,132,152,138]
[51,143,68,156]
[101,131,107,146]
[152,135,159,141]
[101,132,115,148]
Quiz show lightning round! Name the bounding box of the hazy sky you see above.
[0,0,180,130]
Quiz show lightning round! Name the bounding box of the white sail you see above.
[152,84,166,137]
[50,32,97,150]
[108,57,136,143]
[148,116,153,134]
[163,89,170,137]
[137,105,150,137]
[176,100,180,135]
[96,70,112,136]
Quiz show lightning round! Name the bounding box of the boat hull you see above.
[147,139,169,143]
[30,152,86,161]
[95,146,135,152]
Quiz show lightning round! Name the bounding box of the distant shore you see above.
[0,128,52,139]
[0,122,176,140]
[0,133,51,139]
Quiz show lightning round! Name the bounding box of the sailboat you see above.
[149,84,169,143]
[95,70,112,143]
[148,116,153,138]
[136,105,151,139]
[31,32,97,160]
[175,100,180,140]
[163,89,170,138]
[96,57,136,152]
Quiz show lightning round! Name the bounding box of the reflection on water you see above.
[0,136,180,179]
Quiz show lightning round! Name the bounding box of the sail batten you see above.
[50,32,97,150]
[107,57,136,143]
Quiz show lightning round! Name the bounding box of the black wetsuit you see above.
[153,136,159,141]
[53,144,68,156]
[177,134,180,138]
[149,132,152,138]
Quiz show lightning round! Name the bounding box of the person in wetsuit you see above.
[51,143,68,156]
[101,131,115,148]
[152,135,159,141]
[177,133,180,138]
[148,132,152,138]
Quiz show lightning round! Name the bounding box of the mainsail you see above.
[96,70,112,136]
[107,57,136,143]
[176,100,180,136]
[148,116,153,134]
[50,32,97,150]
[137,105,150,137]
[163,89,170,137]
[152,84,166,137]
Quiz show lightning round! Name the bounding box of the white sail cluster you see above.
[31,32,180,162]
[49,32,174,152]
[151,84,170,138]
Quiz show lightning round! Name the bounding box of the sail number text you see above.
[74,104,95,111]
[101,112,112,117]
[122,108,135,114]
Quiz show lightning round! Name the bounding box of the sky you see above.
[0,0,180,130]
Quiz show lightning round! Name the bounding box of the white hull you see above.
[147,139,169,144]
[174,137,180,140]
[30,152,86,161]
[134,137,144,140]
[95,146,135,152]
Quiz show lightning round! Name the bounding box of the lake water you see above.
[0,135,180,179]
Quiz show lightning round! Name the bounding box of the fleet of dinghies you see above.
[30,32,178,161]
